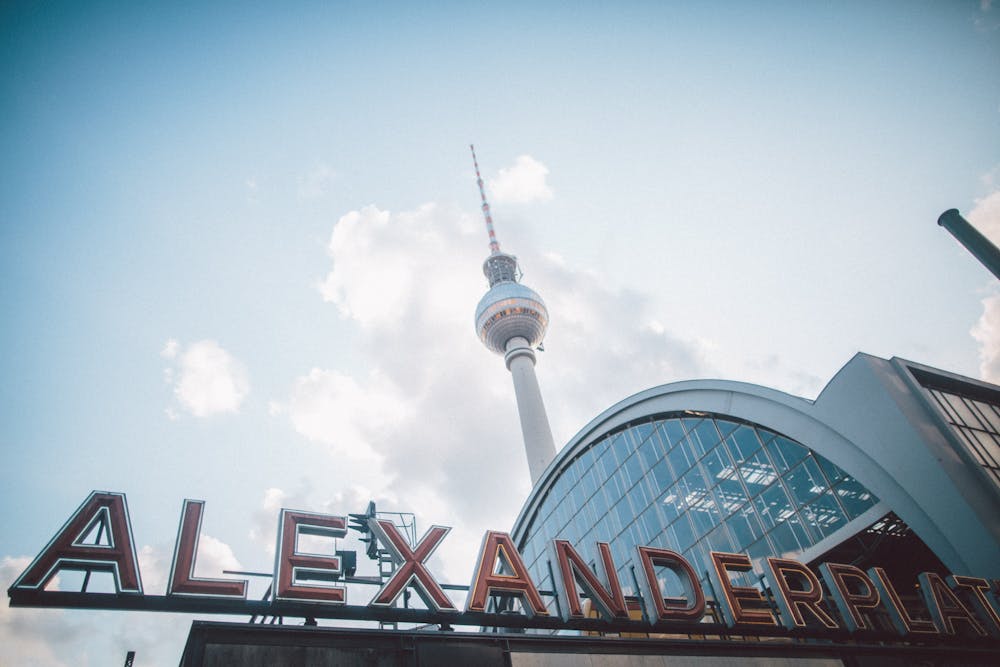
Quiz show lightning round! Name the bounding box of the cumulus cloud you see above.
[488,155,553,204]
[275,199,708,585]
[162,340,250,417]
[968,190,1000,247]
[968,175,1000,382]
[971,292,1000,383]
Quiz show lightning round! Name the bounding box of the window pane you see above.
[756,483,795,529]
[688,420,722,458]
[726,425,763,462]
[668,438,696,477]
[783,457,828,506]
[727,503,765,549]
[835,477,878,519]
[659,420,687,449]
[802,492,847,539]
[738,450,778,492]
[765,435,808,473]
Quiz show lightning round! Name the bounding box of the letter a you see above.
[12,491,142,594]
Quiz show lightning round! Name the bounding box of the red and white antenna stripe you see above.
[470,144,501,255]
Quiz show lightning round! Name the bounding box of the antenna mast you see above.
[470,144,501,255]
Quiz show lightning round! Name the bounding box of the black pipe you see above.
[938,208,1000,280]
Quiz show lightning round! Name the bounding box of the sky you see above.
[2,1,999,664]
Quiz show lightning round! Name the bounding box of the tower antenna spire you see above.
[470,144,501,255]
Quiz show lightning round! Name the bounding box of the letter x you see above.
[369,519,457,612]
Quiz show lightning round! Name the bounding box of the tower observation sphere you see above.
[469,145,557,484]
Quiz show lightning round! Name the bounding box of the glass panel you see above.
[713,475,747,517]
[638,432,664,469]
[578,466,599,500]
[640,503,663,544]
[755,483,795,529]
[667,437,696,477]
[745,536,775,574]
[726,502,765,550]
[783,456,828,506]
[590,484,610,520]
[765,435,808,473]
[681,464,710,499]
[726,425,763,462]
[835,477,878,519]
[576,444,597,472]
[714,418,740,438]
[945,393,980,427]
[688,494,720,539]
[607,432,630,465]
[613,496,635,531]
[738,450,778,491]
[802,492,847,539]
[628,476,651,511]
[688,420,722,458]
[768,517,810,558]
[660,485,683,524]
[597,444,618,479]
[623,451,645,488]
[974,400,1000,433]
[816,456,848,485]
[667,514,696,552]
[649,458,674,494]
[657,419,684,447]
[630,422,655,446]
[701,446,736,485]
[705,523,734,554]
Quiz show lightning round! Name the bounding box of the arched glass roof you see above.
[514,412,879,614]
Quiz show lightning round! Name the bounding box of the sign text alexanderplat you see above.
[8,491,1000,641]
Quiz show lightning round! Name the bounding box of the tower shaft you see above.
[505,338,557,484]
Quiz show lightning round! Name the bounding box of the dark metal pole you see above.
[938,208,1000,280]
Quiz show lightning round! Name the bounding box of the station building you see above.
[512,353,1000,614]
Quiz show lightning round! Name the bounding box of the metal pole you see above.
[938,208,1000,280]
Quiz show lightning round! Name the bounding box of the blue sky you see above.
[2,2,999,664]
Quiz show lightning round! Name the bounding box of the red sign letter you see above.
[766,558,839,630]
[551,540,628,621]
[167,499,247,598]
[818,562,882,632]
[635,546,705,623]
[919,572,987,636]
[12,491,142,594]
[868,567,937,636]
[368,519,456,612]
[273,509,347,603]
[467,531,548,617]
[710,552,776,627]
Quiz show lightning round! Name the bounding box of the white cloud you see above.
[488,155,553,204]
[281,368,400,462]
[162,340,250,417]
[297,163,337,199]
[971,292,1000,383]
[160,339,179,359]
[968,190,1000,247]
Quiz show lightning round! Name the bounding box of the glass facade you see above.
[923,385,1000,489]
[516,412,879,614]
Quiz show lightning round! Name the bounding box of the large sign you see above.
[8,491,1000,642]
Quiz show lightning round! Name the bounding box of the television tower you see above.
[470,145,556,484]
